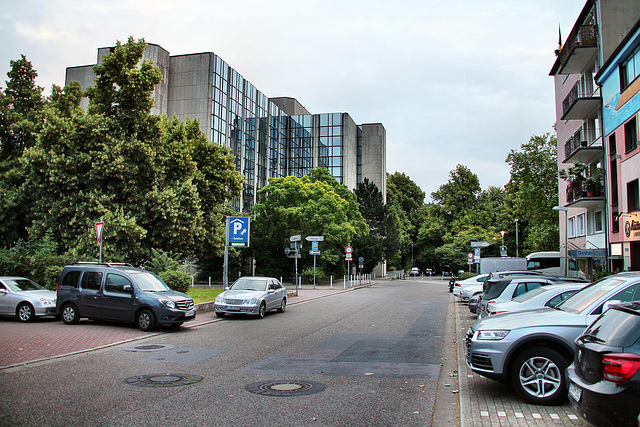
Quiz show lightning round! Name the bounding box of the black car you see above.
[567,301,640,426]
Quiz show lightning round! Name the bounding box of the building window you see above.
[612,211,620,233]
[610,159,619,207]
[588,210,604,234]
[620,44,640,91]
[628,179,640,212]
[608,133,616,156]
[568,216,576,238]
[576,214,585,237]
[625,117,638,153]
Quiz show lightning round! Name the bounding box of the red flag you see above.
[558,24,562,50]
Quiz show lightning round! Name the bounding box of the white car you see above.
[453,274,489,298]
[485,283,589,316]
[460,283,484,302]
[0,277,57,322]
[214,276,287,318]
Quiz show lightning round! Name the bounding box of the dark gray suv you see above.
[56,262,195,331]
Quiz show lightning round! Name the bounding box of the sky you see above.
[1,0,587,201]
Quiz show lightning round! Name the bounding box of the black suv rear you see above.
[567,301,640,426]
[57,262,195,331]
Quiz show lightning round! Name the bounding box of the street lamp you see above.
[514,219,519,258]
[411,243,414,267]
[553,206,569,276]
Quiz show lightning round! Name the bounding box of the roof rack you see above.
[69,262,135,268]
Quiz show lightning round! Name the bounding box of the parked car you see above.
[486,270,543,281]
[567,301,640,426]
[214,276,287,318]
[477,276,566,319]
[409,267,420,277]
[460,283,484,302]
[465,272,640,405]
[453,274,489,297]
[441,265,452,276]
[0,277,57,322]
[485,283,588,316]
[57,262,196,331]
[468,293,481,314]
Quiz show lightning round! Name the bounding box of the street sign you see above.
[346,254,353,261]
[312,242,319,251]
[310,250,321,255]
[358,257,364,263]
[473,248,481,263]
[500,246,508,257]
[306,236,324,242]
[345,246,353,254]
[467,252,473,265]
[287,252,301,258]
[284,248,291,255]
[471,241,490,248]
[95,221,104,242]
[228,217,250,247]
[290,235,302,242]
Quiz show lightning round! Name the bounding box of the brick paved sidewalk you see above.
[454,294,587,426]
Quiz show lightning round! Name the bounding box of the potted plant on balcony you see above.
[559,162,588,197]
[584,167,603,197]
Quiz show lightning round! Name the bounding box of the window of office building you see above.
[211,55,229,145]
[625,117,638,153]
[288,115,313,179]
[629,179,640,212]
[318,113,343,184]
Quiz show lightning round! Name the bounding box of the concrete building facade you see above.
[550,0,640,276]
[66,44,386,213]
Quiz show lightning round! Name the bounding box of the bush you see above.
[457,272,477,280]
[301,267,328,285]
[159,269,192,293]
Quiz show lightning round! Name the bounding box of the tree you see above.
[352,178,400,273]
[22,38,242,264]
[251,168,368,278]
[386,172,425,269]
[0,55,46,246]
[431,164,482,233]
[505,133,559,253]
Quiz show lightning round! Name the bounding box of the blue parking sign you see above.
[227,217,250,247]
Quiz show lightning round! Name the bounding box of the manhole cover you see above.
[245,380,326,397]
[124,373,203,387]
[123,344,176,352]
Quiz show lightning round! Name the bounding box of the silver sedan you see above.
[214,276,287,318]
[0,277,57,322]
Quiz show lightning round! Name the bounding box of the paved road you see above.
[0,280,449,426]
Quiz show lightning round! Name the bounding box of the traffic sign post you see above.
[95,219,104,263]
[224,217,250,289]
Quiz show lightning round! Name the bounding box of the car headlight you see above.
[248,298,258,304]
[215,295,224,303]
[477,330,510,341]
[160,299,176,309]
[38,298,55,306]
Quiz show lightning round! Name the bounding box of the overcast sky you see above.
[1,0,587,201]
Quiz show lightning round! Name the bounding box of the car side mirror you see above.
[602,300,622,312]
[123,285,132,293]
[0,289,7,294]
[268,289,275,294]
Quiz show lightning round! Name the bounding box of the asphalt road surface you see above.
[0,279,448,426]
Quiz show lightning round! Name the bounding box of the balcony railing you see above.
[562,80,600,120]
[564,130,587,158]
[566,180,605,208]
[558,24,597,67]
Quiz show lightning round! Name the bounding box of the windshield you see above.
[231,278,268,292]
[556,277,627,314]
[130,272,171,292]
[512,286,549,302]
[4,279,45,292]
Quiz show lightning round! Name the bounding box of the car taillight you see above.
[602,353,640,384]
[455,283,461,287]
[490,310,506,315]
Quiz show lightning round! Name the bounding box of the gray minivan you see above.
[56,262,195,331]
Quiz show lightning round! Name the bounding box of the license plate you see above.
[226,306,240,311]
[569,383,582,402]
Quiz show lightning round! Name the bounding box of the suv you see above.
[56,262,196,331]
[567,301,640,426]
[465,272,640,405]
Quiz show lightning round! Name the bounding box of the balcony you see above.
[565,180,605,209]
[557,24,598,74]
[563,130,602,164]
[562,80,601,120]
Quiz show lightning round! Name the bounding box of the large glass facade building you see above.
[66,44,386,212]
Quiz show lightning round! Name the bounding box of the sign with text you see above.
[227,217,250,247]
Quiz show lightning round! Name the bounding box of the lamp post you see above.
[411,243,414,267]
[553,206,569,276]
[514,219,519,258]
[500,230,505,246]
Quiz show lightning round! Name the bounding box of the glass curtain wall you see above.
[318,113,343,184]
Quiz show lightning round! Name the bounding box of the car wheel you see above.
[510,346,568,405]
[136,309,157,331]
[277,298,286,313]
[257,301,266,318]
[61,304,80,324]
[17,302,35,322]
[215,312,226,318]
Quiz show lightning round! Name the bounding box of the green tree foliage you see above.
[352,178,400,273]
[251,168,368,278]
[505,133,559,253]
[18,38,242,266]
[386,172,425,269]
[431,164,482,233]
[0,55,46,246]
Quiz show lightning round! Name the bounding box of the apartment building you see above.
[66,44,386,213]
[550,0,640,276]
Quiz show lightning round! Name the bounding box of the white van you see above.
[526,251,583,277]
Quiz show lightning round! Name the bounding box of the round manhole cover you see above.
[124,373,203,388]
[245,380,326,397]
[122,344,176,352]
